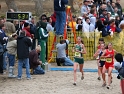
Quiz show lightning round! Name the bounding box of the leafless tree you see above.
[68,0,75,12]
[5,0,18,11]
[32,0,43,16]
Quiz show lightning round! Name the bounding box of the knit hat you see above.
[24,22,29,27]
[106,0,110,3]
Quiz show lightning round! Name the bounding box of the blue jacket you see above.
[54,0,68,11]
[101,26,110,37]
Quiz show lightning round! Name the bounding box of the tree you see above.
[5,0,18,11]
[33,0,43,16]
[68,0,75,12]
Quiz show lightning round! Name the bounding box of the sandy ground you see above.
[0,60,122,94]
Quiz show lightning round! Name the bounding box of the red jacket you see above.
[22,28,33,38]
[110,25,116,33]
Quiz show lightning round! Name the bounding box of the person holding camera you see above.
[29,45,45,75]
[56,39,73,66]
[114,53,124,94]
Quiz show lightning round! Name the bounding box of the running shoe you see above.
[81,75,84,80]
[107,85,110,89]
[73,82,76,86]
[102,83,106,87]
[97,77,101,80]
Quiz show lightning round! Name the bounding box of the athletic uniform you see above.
[99,50,105,67]
[74,44,84,64]
[96,44,101,60]
[104,49,114,69]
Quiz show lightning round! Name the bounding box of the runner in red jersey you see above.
[101,43,117,89]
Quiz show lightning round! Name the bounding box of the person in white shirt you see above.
[83,17,90,32]
[82,17,90,38]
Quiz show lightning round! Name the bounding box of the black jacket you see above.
[54,0,68,11]
[117,67,124,79]
[116,3,123,18]
[17,35,32,59]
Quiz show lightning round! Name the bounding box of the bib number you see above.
[100,57,106,61]
[106,58,112,63]
[75,52,81,57]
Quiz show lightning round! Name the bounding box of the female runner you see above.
[101,43,117,89]
[73,36,86,85]
[94,43,106,86]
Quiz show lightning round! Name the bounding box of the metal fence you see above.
[47,31,101,63]
[47,30,124,63]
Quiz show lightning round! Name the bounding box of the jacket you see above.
[101,26,110,37]
[17,35,32,59]
[54,0,68,11]
[117,67,124,79]
[116,3,122,18]
[4,22,16,36]
[29,50,40,69]
[22,28,33,38]
[6,37,17,55]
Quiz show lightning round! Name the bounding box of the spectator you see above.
[54,0,68,36]
[99,9,109,21]
[6,33,17,78]
[109,19,116,33]
[114,53,124,94]
[113,7,119,17]
[111,2,116,9]
[29,45,45,74]
[98,3,107,16]
[1,17,16,36]
[56,39,74,66]
[115,16,121,28]
[0,24,7,74]
[115,0,123,19]
[106,0,114,15]
[30,17,36,50]
[17,31,32,80]
[96,19,104,31]
[90,18,95,32]
[68,15,77,31]
[0,23,8,74]
[101,21,110,37]
[22,22,33,40]
[81,0,90,16]
[50,12,56,27]
[82,17,90,32]
[76,17,83,31]
[88,9,96,26]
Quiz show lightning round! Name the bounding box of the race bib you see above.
[75,52,81,57]
[106,58,112,63]
[100,57,106,61]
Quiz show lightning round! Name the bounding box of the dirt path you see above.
[0,60,121,94]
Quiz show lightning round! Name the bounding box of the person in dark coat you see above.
[114,53,124,94]
[29,45,45,74]
[0,24,8,74]
[17,31,32,79]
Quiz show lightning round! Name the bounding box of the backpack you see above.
[0,43,4,55]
